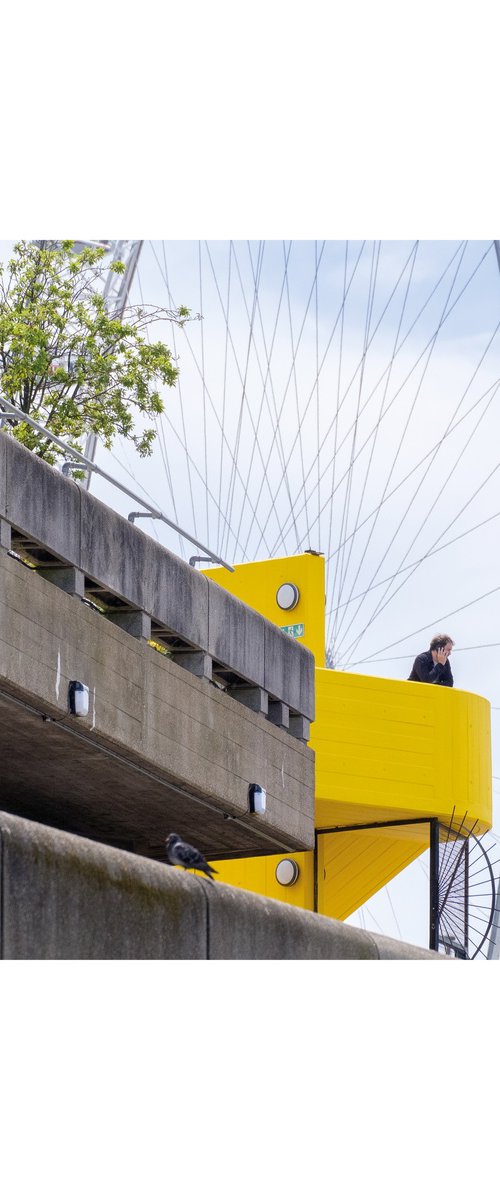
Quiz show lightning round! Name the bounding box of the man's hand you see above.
[436,647,450,665]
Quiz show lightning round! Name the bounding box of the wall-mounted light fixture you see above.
[68,681,90,717]
[276,582,300,611]
[275,858,300,886]
[248,784,266,814]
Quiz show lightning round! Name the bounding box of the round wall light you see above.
[275,858,300,886]
[276,582,300,611]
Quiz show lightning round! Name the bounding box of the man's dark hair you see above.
[430,633,454,651]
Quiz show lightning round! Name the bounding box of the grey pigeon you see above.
[165,832,218,881]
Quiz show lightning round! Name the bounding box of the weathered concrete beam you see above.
[0,812,446,960]
[169,650,213,680]
[227,686,269,715]
[37,565,85,598]
[289,714,311,742]
[0,516,11,551]
[268,700,290,730]
[106,609,152,641]
[0,436,314,720]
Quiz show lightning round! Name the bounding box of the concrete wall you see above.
[0,549,314,855]
[0,812,443,959]
[0,434,314,721]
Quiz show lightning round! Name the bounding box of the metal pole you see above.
[429,819,440,951]
[0,395,234,572]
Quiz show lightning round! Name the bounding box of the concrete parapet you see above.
[0,432,7,514]
[264,622,315,721]
[0,435,314,720]
[207,580,266,687]
[4,433,81,565]
[0,812,444,960]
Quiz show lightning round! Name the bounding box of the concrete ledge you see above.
[0,435,314,719]
[0,812,206,960]
[4,434,81,565]
[0,812,445,960]
[207,580,266,688]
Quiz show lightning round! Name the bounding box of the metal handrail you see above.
[0,395,234,572]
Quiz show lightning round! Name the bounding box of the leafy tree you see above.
[0,240,192,463]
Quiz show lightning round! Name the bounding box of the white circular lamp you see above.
[275,858,300,886]
[276,582,300,611]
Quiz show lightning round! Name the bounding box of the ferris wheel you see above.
[85,239,500,950]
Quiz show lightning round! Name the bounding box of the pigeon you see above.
[165,832,218,882]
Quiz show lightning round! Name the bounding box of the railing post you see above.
[429,818,440,951]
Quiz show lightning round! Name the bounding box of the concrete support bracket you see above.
[227,686,269,716]
[37,565,85,597]
[0,517,11,552]
[169,650,213,681]
[107,609,152,641]
[267,700,290,730]
[289,714,310,741]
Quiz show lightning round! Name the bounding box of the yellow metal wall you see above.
[312,667,492,834]
[202,553,492,919]
[203,553,325,665]
[209,852,314,910]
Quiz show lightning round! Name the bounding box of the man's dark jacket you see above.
[408,650,453,687]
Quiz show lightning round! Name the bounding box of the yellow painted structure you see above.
[202,554,492,920]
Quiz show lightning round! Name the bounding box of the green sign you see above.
[280,622,305,639]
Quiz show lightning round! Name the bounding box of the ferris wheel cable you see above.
[284,240,312,548]
[324,373,500,573]
[332,241,381,648]
[385,885,403,939]
[325,240,349,619]
[331,240,418,649]
[338,642,500,665]
[363,907,385,935]
[333,241,380,617]
[295,242,493,580]
[328,245,433,649]
[198,242,210,546]
[271,240,481,559]
[315,240,321,547]
[336,374,500,666]
[247,239,303,550]
[266,237,414,559]
[157,410,253,562]
[341,581,500,669]
[230,238,302,556]
[240,238,328,560]
[325,507,500,618]
[272,239,468,557]
[251,240,364,559]
[216,241,232,556]
[222,239,266,561]
[336,370,500,663]
[246,238,306,549]
[136,264,186,557]
[329,236,471,655]
[327,241,420,648]
[151,243,275,557]
[329,378,500,668]
[149,241,199,540]
[203,239,296,561]
[336,309,500,662]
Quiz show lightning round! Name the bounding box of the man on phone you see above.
[408,633,454,687]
